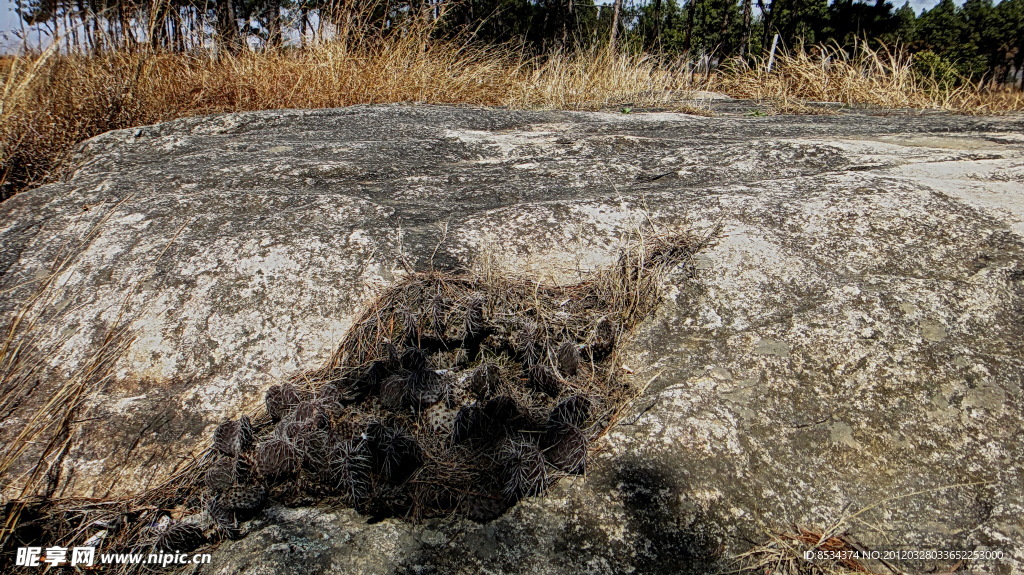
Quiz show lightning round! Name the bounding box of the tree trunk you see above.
[68,6,78,49]
[757,0,773,52]
[739,0,752,57]
[682,0,697,54]
[1017,41,1024,90]
[150,0,171,50]
[719,0,733,53]
[51,3,59,50]
[609,0,623,50]
[122,3,137,47]
[654,0,663,48]
[563,0,573,46]
[75,0,95,53]
[265,0,282,48]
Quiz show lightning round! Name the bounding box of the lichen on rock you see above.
[1,103,1023,574]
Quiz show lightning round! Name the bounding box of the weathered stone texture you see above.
[1,104,1022,573]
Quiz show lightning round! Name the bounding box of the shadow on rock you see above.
[614,460,725,575]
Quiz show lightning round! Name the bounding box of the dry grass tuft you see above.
[712,42,1024,115]
[730,482,992,575]
[0,258,140,569]
[0,202,205,571]
[731,525,885,575]
[2,33,1021,201]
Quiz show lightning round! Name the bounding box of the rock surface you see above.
[1,104,1023,573]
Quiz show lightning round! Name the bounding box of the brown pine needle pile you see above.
[0,229,716,573]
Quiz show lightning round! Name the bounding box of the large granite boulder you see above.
[1,104,1022,573]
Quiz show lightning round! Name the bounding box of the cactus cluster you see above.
[199,275,628,528]
[194,231,707,534]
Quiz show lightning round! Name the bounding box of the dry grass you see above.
[0,234,135,563]
[0,203,132,499]
[730,482,992,575]
[0,199,205,569]
[731,525,887,575]
[1,31,1021,201]
[713,42,1024,114]
[0,226,715,572]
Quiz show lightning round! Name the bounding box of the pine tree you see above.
[993,0,1024,87]
[892,1,916,46]
[960,0,998,77]
[914,0,967,55]
[761,0,829,48]
[824,0,903,48]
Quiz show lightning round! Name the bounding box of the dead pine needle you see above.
[0,227,714,573]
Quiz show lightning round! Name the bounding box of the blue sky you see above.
[0,0,955,53]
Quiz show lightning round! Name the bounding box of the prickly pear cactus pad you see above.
[203,232,710,533]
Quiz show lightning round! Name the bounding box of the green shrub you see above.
[912,50,963,89]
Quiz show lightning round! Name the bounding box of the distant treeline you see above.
[11,0,1024,85]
